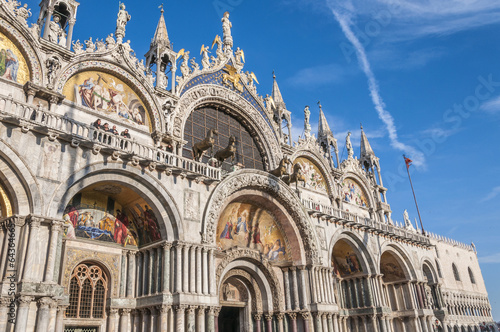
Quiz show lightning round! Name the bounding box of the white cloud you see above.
[479,252,500,264]
[286,63,352,88]
[480,96,500,114]
[481,186,500,203]
[328,3,426,166]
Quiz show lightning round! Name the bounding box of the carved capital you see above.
[28,216,41,228]
[253,313,262,321]
[121,308,132,315]
[128,251,137,257]
[288,312,297,320]
[162,242,172,250]
[275,312,285,320]
[17,296,34,307]
[264,313,273,321]
[175,305,187,313]
[109,308,119,315]
[197,306,206,316]
[51,220,63,233]
[187,306,197,314]
[158,305,170,314]
[0,297,11,307]
[299,311,310,320]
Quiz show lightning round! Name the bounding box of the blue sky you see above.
[24,0,500,319]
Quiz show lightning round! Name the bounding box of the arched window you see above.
[468,268,476,284]
[435,259,443,278]
[66,263,108,319]
[452,263,460,281]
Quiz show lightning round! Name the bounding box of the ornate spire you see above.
[272,71,286,109]
[318,102,333,138]
[151,5,170,49]
[360,124,375,158]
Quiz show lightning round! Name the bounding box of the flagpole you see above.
[404,155,426,236]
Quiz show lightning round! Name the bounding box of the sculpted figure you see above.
[116,3,131,30]
[15,4,31,25]
[222,11,232,39]
[346,132,353,158]
[47,15,62,43]
[106,33,116,48]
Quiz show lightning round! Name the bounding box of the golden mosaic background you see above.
[0,30,29,85]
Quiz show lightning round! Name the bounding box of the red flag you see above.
[404,156,412,169]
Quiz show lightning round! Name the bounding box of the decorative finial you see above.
[159,3,164,14]
[273,70,276,79]
[317,100,322,110]
[360,122,363,130]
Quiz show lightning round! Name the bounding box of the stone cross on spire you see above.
[151,4,171,49]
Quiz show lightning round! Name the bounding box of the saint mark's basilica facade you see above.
[0,0,495,331]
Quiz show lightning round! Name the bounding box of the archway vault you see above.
[203,169,321,265]
[48,162,183,242]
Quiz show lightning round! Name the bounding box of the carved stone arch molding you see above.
[290,149,337,198]
[55,60,163,133]
[48,162,184,241]
[221,268,262,313]
[0,16,42,85]
[328,229,377,275]
[202,169,321,265]
[216,247,284,312]
[0,139,42,215]
[174,84,283,169]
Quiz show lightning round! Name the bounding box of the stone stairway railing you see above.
[0,94,221,181]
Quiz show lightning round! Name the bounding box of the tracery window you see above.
[468,267,476,284]
[183,106,264,170]
[66,263,108,319]
[452,263,461,281]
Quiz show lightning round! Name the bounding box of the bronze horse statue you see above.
[269,156,291,178]
[192,129,218,161]
[283,163,306,188]
[214,136,236,166]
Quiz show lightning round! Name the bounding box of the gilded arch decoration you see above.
[328,229,376,275]
[202,169,321,264]
[340,172,375,209]
[0,17,41,84]
[174,84,282,169]
[216,247,284,312]
[56,60,162,132]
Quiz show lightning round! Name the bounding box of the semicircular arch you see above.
[329,229,376,275]
[379,242,417,280]
[0,18,42,85]
[216,247,285,312]
[290,149,336,198]
[174,84,282,169]
[340,171,376,209]
[56,60,163,133]
[47,162,183,241]
[0,138,42,215]
[202,169,320,265]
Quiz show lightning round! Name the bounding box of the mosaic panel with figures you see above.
[63,184,162,247]
[63,71,150,129]
[380,252,407,282]
[332,240,364,277]
[294,157,328,193]
[341,178,369,208]
[0,30,29,84]
[216,202,289,262]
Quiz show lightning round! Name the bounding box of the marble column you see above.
[132,310,140,332]
[288,312,298,332]
[290,267,300,310]
[371,315,379,332]
[208,249,215,295]
[136,253,143,296]
[108,308,119,332]
[15,296,34,332]
[120,309,131,332]
[322,313,328,332]
[143,251,150,296]
[197,306,206,332]
[149,249,156,294]
[66,19,76,49]
[175,305,186,332]
[298,266,309,309]
[159,305,170,332]
[214,307,221,332]
[120,252,127,297]
[176,243,183,293]
[254,314,262,332]
[0,298,10,332]
[276,313,285,332]
[300,311,311,332]
[44,221,61,282]
[47,301,58,332]
[327,314,334,332]
[190,247,196,293]
[35,297,52,332]
[127,251,136,297]
[23,217,40,281]
[313,312,322,332]
[55,305,67,332]
[150,307,158,332]
[186,306,196,332]
[283,268,292,311]
[265,314,273,332]
[196,246,202,294]
[202,248,209,294]
[161,243,171,293]
[207,307,216,332]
